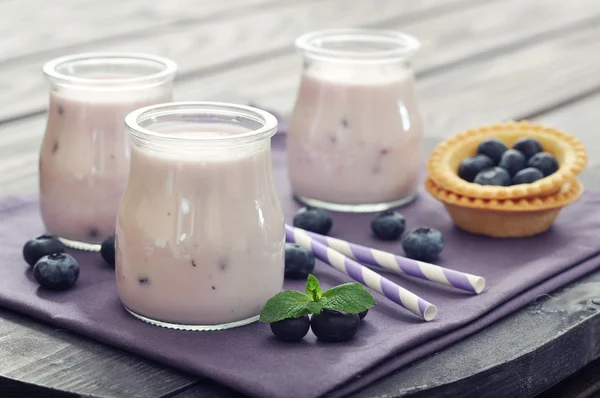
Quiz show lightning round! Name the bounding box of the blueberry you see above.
[476,138,508,164]
[22,235,65,267]
[358,309,368,320]
[512,167,544,185]
[473,167,511,186]
[458,154,495,182]
[497,149,526,176]
[293,207,333,235]
[371,210,405,241]
[270,315,310,342]
[284,243,315,280]
[527,152,559,176]
[33,253,80,290]
[311,309,361,342]
[513,137,543,160]
[100,235,115,266]
[402,227,444,262]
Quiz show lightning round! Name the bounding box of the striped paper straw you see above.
[290,225,485,294]
[285,225,437,321]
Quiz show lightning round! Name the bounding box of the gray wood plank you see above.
[0,308,198,398]
[0,0,306,63]
[0,0,492,121]
[531,92,600,181]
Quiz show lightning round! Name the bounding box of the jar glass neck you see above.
[126,102,279,154]
[43,53,178,90]
[296,29,419,65]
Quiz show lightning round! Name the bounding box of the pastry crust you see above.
[426,121,587,200]
[425,178,583,238]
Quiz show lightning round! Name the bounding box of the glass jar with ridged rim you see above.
[117,101,285,331]
[40,52,178,251]
[287,29,424,212]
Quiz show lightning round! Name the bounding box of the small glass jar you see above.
[40,53,178,250]
[287,29,424,212]
[117,102,285,331]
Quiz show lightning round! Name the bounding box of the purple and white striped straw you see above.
[290,225,485,294]
[285,225,437,321]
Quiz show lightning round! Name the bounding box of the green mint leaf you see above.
[305,274,322,301]
[259,290,311,323]
[306,300,325,314]
[322,283,376,313]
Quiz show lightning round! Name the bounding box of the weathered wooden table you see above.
[2,1,600,397]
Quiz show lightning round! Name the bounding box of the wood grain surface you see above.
[0,0,471,121]
[0,0,312,63]
[2,0,600,397]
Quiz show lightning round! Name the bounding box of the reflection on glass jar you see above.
[40,53,178,250]
[287,29,424,212]
[117,102,285,331]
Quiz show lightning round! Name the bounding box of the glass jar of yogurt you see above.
[117,102,285,331]
[40,53,178,250]
[287,29,424,212]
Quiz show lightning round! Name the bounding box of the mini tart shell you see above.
[425,178,583,238]
[426,121,587,200]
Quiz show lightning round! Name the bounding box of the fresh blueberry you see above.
[22,235,65,267]
[458,154,495,182]
[497,149,526,176]
[371,210,405,241]
[513,137,543,160]
[512,167,544,185]
[402,227,444,262]
[293,207,333,235]
[270,315,310,342]
[33,253,80,290]
[358,309,368,320]
[284,243,315,280]
[473,167,511,186]
[311,309,361,342]
[100,235,115,266]
[527,152,559,176]
[476,138,508,164]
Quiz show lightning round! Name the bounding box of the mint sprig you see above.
[322,283,375,313]
[259,274,375,323]
[305,274,322,301]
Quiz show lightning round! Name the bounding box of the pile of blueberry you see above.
[22,234,116,290]
[270,308,368,343]
[458,137,559,186]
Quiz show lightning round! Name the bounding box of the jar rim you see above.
[43,52,178,88]
[125,101,279,146]
[295,28,420,63]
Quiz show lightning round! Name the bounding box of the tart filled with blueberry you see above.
[426,121,587,200]
[424,121,587,238]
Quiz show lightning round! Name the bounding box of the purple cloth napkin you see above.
[2,132,600,398]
